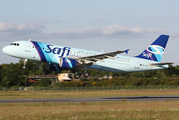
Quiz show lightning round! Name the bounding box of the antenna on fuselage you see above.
[29,39,31,41]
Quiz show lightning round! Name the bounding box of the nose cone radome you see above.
[2,46,8,54]
[2,46,12,56]
[2,45,17,57]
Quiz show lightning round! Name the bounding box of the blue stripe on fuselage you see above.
[31,41,47,62]
[38,42,53,63]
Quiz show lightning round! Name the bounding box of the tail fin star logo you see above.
[147,45,165,54]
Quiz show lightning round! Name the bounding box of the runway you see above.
[1,95,179,103]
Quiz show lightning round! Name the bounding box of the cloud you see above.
[0,22,15,31]
[0,22,44,32]
[147,29,167,33]
[0,22,45,40]
[0,22,168,41]
[43,25,167,39]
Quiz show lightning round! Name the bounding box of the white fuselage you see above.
[2,41,168,72]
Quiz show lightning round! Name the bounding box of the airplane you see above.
[2,34,173,79]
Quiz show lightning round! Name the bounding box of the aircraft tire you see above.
[74,73,80,79]
[83,71,90,78]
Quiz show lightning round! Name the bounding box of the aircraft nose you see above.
[2,46,11,55]
[2,45,17,57]
[2,46,9,54]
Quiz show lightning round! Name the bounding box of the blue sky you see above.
[1,0,179,65]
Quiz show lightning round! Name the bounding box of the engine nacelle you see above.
[59,57,77,68]
[47,63,62,72]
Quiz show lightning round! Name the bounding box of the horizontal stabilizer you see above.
[148,62,173,68]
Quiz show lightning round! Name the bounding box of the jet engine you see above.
[59,57,78,68]
[47,63,62,72]
[47,58,82,72]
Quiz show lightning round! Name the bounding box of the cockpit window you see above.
[10,43,20,46]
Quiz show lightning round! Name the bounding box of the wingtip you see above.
[124,49,129,54]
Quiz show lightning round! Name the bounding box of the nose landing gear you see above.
[23,59,28,69]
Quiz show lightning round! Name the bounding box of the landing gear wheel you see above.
[83,71,90,78]
[74,73,80,79]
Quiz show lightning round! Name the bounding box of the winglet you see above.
[124,49,129,54]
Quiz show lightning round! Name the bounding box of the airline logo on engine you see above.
[45,45,71,57]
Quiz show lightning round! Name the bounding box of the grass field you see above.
[0,101,179,120]
[1,89,179,119]
[0,89,179,99]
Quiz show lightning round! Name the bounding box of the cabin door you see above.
[25,42,31,52]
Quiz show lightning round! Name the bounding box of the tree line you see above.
[0,59,179,87]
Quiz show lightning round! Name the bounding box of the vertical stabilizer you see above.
[135,35,169,62]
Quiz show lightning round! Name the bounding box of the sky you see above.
[1,0,179,65]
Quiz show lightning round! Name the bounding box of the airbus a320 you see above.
[2,34,172,79]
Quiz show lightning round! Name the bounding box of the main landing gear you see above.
[74,72,80,79]
[74,70,90,79]
[83,71,90,78]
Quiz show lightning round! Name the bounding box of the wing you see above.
[67,49,129,65]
